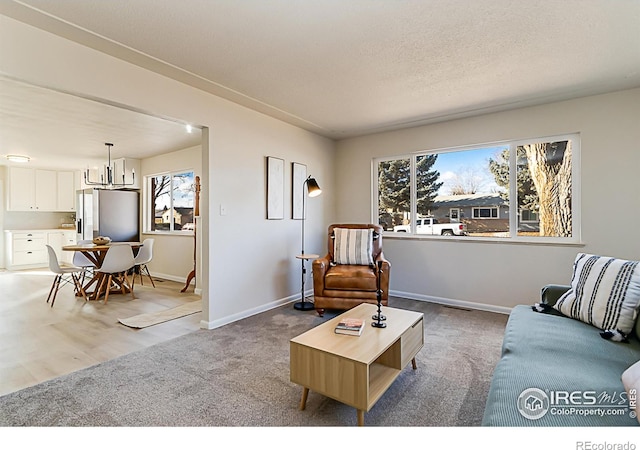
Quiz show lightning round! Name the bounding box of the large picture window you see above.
[146,170,195,233]
[374,134,579,242]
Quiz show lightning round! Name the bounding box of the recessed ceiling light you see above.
[186,124,193,133]
[6,155,30,163]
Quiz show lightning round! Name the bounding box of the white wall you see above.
[0,174,3,268]
[0,16,336,327]
[335,88,640,311]
[140,145,202,285]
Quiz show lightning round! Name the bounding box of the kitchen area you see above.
[0,75,202,282]
[0,147,204,391]
[2,161,140,271]
[0,160,205,389]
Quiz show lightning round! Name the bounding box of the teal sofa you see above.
[482,285,640,426]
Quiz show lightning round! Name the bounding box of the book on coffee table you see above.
[335,318,365,336]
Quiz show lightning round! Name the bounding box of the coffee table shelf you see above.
[369,363,401,405]
[290,303,424,426]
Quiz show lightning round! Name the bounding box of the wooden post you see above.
[181,176,200,293]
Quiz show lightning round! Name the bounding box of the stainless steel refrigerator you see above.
[76,189,140,242]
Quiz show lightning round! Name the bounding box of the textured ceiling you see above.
[1,0,639,167]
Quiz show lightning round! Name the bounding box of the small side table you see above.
[295,253,319,311]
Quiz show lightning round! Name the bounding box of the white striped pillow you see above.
[554,253,640,335]
[333,228,374,266]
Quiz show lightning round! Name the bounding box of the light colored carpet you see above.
[118,301,201,328]
[0,297,508,426]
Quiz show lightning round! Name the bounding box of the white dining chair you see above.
[45,245,88,307]
[73,239,96,283]
[96,244,135,304]
[133,238,155,288]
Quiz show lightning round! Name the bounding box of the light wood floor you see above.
[0,267,202,396]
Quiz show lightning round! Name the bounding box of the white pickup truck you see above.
[393,217,467,236]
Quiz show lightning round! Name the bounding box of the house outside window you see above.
[146,170,195,233]
[373,133,579,242]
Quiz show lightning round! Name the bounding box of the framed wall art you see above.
[266,156,284,219]
[292,162,307,219]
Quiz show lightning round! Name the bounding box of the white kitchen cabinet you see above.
[35,169,57,211]
[7,167,78,211]
[46,231,77,265]
[8,167,35,211]
[5,231,48,269]
[5,229,77,270]
[56,171,77,211]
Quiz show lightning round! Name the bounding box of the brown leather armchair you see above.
[312,224,390,316]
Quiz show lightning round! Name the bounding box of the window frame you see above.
[372,133,581,244]
[144,169,196,235]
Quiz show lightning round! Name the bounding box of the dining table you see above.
[62,242,142,301]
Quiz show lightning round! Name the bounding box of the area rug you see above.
[118,301,201,328]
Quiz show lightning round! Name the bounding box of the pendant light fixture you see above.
[84,142,135,188]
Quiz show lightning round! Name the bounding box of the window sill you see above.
[383,232,585,247]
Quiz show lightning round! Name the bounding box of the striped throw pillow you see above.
[554,253,640,335]
[333,228,374,266]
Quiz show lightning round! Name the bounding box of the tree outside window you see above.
[489,140,572,237]
[377,158,410,230]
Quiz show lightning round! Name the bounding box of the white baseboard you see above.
[198,289,511,331]
[200,291,306,330]
[144,271,200,295]
[389,290,512,315]
[149,271,187,284]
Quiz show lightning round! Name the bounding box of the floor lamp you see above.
[294,175,322,311]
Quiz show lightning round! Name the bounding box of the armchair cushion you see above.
[325,265,377,291]
[333,227,374,266]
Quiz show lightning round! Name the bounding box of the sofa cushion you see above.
[324,265,377,291]
[483,305,640,426]
[333,227,374,266]
[554,253,640,336]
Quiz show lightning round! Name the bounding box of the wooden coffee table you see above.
[290,303,424,426]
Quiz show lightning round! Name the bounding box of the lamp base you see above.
[294,301,315,311]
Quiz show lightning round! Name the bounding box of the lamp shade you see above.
[306,177,322,197]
